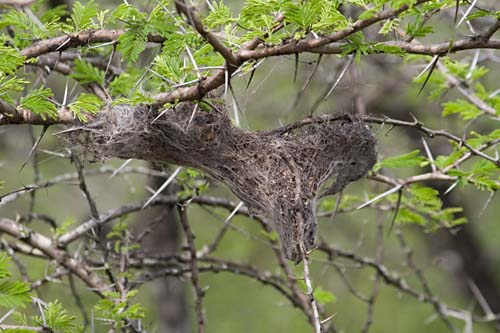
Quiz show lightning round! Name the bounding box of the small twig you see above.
[175,1,237,65]
[177,205,206,333]
[467,279,495,320]
[204,201,244,255]
[71,154,100,220]
[361,213,384,333]
[301,247,322,333]
[329,191,343,224]
[395,227,459,333]
[68,273,90,328]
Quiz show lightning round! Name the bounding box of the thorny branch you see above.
[1,0,500,332]
[0,218,107,296]
[2,0,500,123]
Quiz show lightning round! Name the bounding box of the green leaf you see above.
[409,185,440,209]
[117,27,149,62]
[379,18,399,35]
[358,7,378,20]
[95,290,145,329]
[0,76,27,104]
[0,252,12,279]
[0,11,49,41]
[374,150,426,170]
[312,1,349,32]
[471,176,499,191]
[470,160,497,177]
[41,5,68,24]
[391,0,416,8]
[70,59,105,85]
[442,100,482,120]
[69,0,98,31]
[113,3,151,62]
[193,44,224,68]
[443,58,488,81]
[112,93,155,106]
[406,19,434,38]
[160,31,201,58]
[371,43,405,55]
[314,287,336,305]
[0,46,26,75]
[0,280,31,308]
[149,4,177,36]
[19,87,58,120]
[240,0,276,25]
[69,93,102,122]
[109,66,143,97]
[296,281,336,305]
[12,311,28,326]
[435,145,466,169]
[33,301,80,332]
[52,217,75,238]
[107,220,129,240]
[396,207,427,225]
[284,0,324,30]
[204,1,236,29]
[112,3,147,21]
[153,54,184,83]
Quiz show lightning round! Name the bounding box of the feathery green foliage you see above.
[375,150,427,170]
[0,76,27,104]
[0,253,31,308]
[69,93,103,122]
[95,290,145,330]
[33,301,81,333]
[19,87,57,120]
[68,0,99,31]
[69,59,105,85]
[0,46,26,76]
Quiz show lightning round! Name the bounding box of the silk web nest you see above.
[65,102,377,262]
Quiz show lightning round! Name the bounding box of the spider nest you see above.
[65,102,377,262]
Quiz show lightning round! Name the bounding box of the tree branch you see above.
[175,1,237,65]
[57,195,250,246]
[237,0,432,60]
[0,105,75,125]
[310,39,500,56]
[0,218,107,296]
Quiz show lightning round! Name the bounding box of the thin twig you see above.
[301,248,322,333]
[177,205,206,333]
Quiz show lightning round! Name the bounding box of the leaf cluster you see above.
[0,253,31,309]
